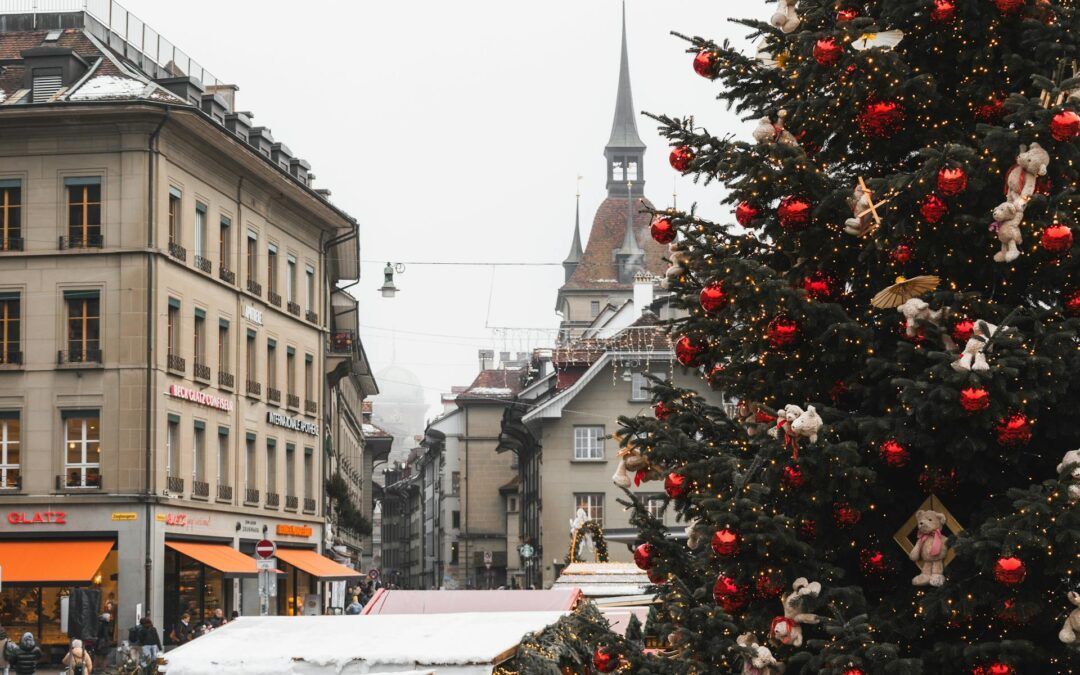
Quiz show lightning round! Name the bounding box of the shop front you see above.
[162,539,257,643]
[274,546,361,616]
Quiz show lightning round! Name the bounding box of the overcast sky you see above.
[122,0,763,417]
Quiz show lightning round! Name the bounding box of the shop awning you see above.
[165,541,258,578]
[275,548,361,580]
[0,540,113,584]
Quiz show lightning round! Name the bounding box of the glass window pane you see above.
[87,204,101,227]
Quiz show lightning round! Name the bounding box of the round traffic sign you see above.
[255,539,276,559]
[368,568,380,580]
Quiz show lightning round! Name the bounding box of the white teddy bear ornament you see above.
[1060,592,1080,644]
[1057,449,1080,503]
[770,578,820,647]
[770,0,801,34]
[845,182,874,236]
[1005,143,1051,205]
[752,110,797,146]
[952,319,999,372]
[736,633,785,675]
[897,297,944,339]
[990,201,1024,264]
[768,404,822,457]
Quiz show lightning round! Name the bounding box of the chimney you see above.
[478,350,494,371]
[633,272,654,319]
[289,158,311,185]
[205,83,238,113]
[499,351,510,366]
[200,93,228,125]
[271,143,293,171]
[247,127,274,158]
[154,75,204,106]
[535,348,554,377]
[224,110,253,143]
[315,188,332,199]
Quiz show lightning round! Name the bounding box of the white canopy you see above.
[160,612,568,674]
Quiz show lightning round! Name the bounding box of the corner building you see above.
[0,4,362,654]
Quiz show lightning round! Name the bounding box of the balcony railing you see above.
[287,301,301,316]
[246,380,261,397]
[194,255,212,274]
[329,331,355,354]
[219,266,236,285]
[218,371,235,389]
[192,479,210,499]
[60,234,104,250]
[167,353,186,374]
[305,309,318,324]
[194,362,211,381]
[267,387,281,404]
[285,495,298,511]
[167,475,184,495]
[57,348,102,365]
[268,290,282,307]
[246,279,262,296]
[217,483,233,502]
[304,399,317,415]
[303,497,316,514]
[0,238,23,252]
[0,351,23,366]
[244,487,260,505]
[168,241,187,262]
[266,492,280,508]
[287,393,300,409]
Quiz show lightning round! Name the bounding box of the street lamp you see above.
[379,262,402,298]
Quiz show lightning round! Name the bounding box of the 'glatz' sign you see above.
[266,411,319,436]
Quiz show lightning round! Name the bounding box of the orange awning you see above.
[275,548,361,580]
[0,540,113,584]
[165,541,258,577]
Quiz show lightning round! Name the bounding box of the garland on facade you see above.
[565,520,610,564]
[326,472,371,537]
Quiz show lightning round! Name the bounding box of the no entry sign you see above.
[255,539,276,559]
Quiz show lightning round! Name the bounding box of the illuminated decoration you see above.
[1041,224,1073,253]
[833,502,861,528]
[669,146,695,172]
[994,0,1024,13]
[880,439,910,468]
[859,549,888,577]
[755,570,785,597]
[565,519,609,565]
[994,556,1027,586]
[894,495,963,568]
[995,414,1032,447]
[890,243,915,264]
[960,387,991,412]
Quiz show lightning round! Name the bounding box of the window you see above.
[0,293,20,364]
[194,310,206,367]
[266,341,277,389]
[287,256,297,303]
[266,439,277,494]
[0,413,20,488]
[219,217,231,269]
[65,411,101,488]
[306,265,315,310]
[267,245,278,292]
[286,350,296,396]
[246,232,258,283]
[31,67,62,103]
[217,429,230,485]
[631,373,664,402]
[218,320,230,372]
[246,330,257,386]
[66,178,101,246]
[0,180,21,250]
[193,422,206,482]
[507,496,518,513]
[451,471,460,495]
[573,426,605,461]
[452,511,460,528]
[304,355,314,401]
[194,202,207,258]
[285,444,296,497]
[450,542,459,565]
[167,299,180,357]
[168,188,181,245]
[590,301,600,318]
[645,495,665,520]
[626,159,639,181]
[167,416,180,478]
[65,291,100,361]
[303,447,313,500]
[574,493,604,525]
[245,435,257,489]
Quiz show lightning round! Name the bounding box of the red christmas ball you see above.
[993,556,1027,585]
[859,549,888,577]
[735,201,761,227]
[782,464,805,489]
[834,502,861,528]
[952,319,976,343]
[973,665,1016,675]
[920,194,948,223]
[1065,289,1080,316]
[1041,224,1073,253]
[693,50,719,79]
[711,528,740,556]
[766,316,799,348]
[664,472,689,499]
[593,647,619,673]
[802,272,837,301]
[797,518,817,541]
[937,166,968,196]
[755,571,785,598]
[975,96,1005,121]
[675,335,705,367]
[830,380,849,404]
[857,100,905,138]
[994,0,1024,12]
[669,146,695,172]
[842,669,867,675]
[700,282,729,312]
[777,196,813,231]
[650,216,676,244]
[712,576,747,613]
[960,387,991,413]
[931,0,957,22]
[633,542,654,570]
[996,414,1032,447]
[890,243,915,264]
[813,38,843,67]
[653,401,671,421]
[647,566,666,585]
[880,439,910,468]
[1051,110,1080,142]
[837,8,859,21]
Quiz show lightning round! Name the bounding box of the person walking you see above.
[134,617,161,675]
[95,612,114,667]
[344,596,363,615]
[61,639,92,675]
[3,633,42,675]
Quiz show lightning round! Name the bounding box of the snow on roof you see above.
[67,75,148,101]
[160,612,568,674]
[467,387,513,395]
[552,562,652,598]
[362,589,580,615]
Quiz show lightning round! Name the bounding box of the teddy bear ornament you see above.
[909,509,949,587]
[1059,591,1080,644]
[736,633,785,675]
[770,578,821,647]
[1056,449,1080,503]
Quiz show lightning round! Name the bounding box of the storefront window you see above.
[164,547,228,645]
[278,564,313,617]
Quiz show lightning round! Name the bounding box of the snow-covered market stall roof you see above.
[552,562,653,598]
[362,588,581,615]
[160,612,568,675]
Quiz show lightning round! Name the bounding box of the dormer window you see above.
[31,67,62,103]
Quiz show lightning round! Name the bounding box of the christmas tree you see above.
[547,1,1080,673]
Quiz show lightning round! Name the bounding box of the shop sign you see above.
[168,384,233,412]
[111,512,138,521]
[266,411,319,436]
[243,305,263,325]
[157,512,212,528]
[8,510,66,525]
[276,524,312,538]
[238,518,260,534]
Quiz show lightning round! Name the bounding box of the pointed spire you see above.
[607,1,646,151]
[563,187,585,282]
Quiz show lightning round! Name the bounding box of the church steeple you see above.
[562,192,584,282]
[605,1,646,200]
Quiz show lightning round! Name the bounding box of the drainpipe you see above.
[145,108,169,618]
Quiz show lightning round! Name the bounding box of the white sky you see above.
[121,0,763,417]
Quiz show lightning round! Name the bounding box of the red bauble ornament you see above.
[860,549,888,577]
[802,272,837,301]
[735,201,761,227]
[777,196,812,231]
[653,401,671,421]
[633,543,654,570]
[842,670,867,675]
[960,387,991,413]
[593,647,619,673]
[782,464,805,489]
[931,0,957,22]
[952,319,976,343]
[890,243,915,264]
[993,556,1026,585]
[830,380,849,404]
[937,166,968,196]
[975,96,1005,121]
[797,518,817,541]
[1065,289,1080,316]
[675,335,705,367]
[664,472,689,499]
[974,665,1016,675]
[647,566,666,585]
[650,216,676,244]
[755,571,785,597]
[920,194,948,223]
[766,316,799,348]
[1041,224,1073,253]
[813,38,843,66]
[857,100,905,138]
[834,502,861,528]
[1051,110,1080,141]
[711,528,740,557]
[669,146,695,172]
[712,576,747,613]
[837,8,859,21]
[994,0,1024,12]
[700,282,729,312]
[880,439,910,468]
[693,50,719,79]
[996,414,1032,446]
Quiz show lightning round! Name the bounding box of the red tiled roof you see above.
[561,196,666,290]
[456,368,525,401]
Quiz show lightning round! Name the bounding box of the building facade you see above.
[0,4,367,653]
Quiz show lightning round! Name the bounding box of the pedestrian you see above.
[94,613,114,667]
[3,633,42,675]
[62,638,92,675]
[169,612,193,645]
[208,608,226,629]
[229,610,239,621]
[344,596,363,615]
[135,617,161,675]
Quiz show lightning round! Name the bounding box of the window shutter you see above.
[32,69,62,103]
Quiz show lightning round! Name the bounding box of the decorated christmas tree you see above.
[530,1,1080,673]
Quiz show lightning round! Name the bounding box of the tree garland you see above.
[565,520,610,564]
